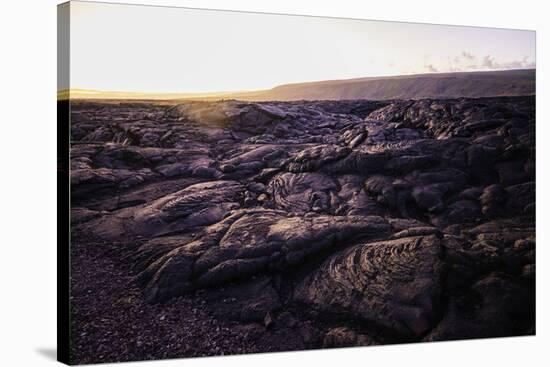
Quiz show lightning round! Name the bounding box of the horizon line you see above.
[58,68,536,101]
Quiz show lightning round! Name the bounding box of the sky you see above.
[69,1,536,94]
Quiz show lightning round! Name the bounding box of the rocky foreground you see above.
[70,96,535,362]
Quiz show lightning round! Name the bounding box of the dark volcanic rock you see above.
[294,235,445,339]
[70,96,535,360]
[136,211,392,302]
[323,327,378,348]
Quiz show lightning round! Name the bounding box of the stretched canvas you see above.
[57,1,536,364]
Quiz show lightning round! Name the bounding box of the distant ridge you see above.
[235,69,535,101]
[64,69,535,101]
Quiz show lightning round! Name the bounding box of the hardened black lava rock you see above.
[70,96,535,362]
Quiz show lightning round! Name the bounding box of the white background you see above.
[0,0,547,366]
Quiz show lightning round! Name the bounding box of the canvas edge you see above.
[57,1,71,365]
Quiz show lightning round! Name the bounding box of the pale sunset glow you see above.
[69,1,535,96]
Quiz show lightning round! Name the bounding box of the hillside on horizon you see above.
[234,69,535,101]
[64,69,535,102]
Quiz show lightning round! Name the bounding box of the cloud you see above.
[481,55,535,70]
[446,52,480,71]
[461,51,475,61]
[481,55,497,69]
[424,64,439,72]
[446,51,535,72]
